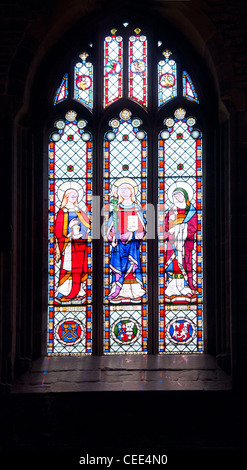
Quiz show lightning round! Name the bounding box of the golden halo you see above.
[57,181,84,202]
[167,181,193,204]
[111,177,138,196]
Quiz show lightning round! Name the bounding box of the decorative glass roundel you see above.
[130,60,146,74]
[56,318,84,346]
[132,118,142,127]
[77,120,87,129]
[81,132,92,141]
[191,129,201,139]
[105,61,121,74]
[111,318,140,345]
[55,120,65,129]
[159,73,175,88]
[65,110,77,122]
[136,130,146,140]
[160,130,170,140]
[106,131,116,141]
[164,118,174,128]
[51,133,61,142]
[166,318,196,345]
[187,117,196,126]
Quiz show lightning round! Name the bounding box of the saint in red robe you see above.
[54,206,90,303]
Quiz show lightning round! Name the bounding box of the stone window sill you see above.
[11,354,231,393]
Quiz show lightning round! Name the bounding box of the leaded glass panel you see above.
[54,73,68,105]
[183,71,199,103]
[48,28,204,357]
[48,111,92,355]
[158,50,177,106]
[104,32,123,107]
[158,108,203,353]
[128,29,147,107]
[103,109,148,354]
[74,53,93,110]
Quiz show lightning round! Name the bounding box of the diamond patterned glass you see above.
[49,29,203,357]
[104,34,123,107]
[54,74,68,105]
[183,71,199,103]
[48,111,92,355]
[103,109,148,354]
[158,109,203,354]
[128,33,147,107]
[158,50,177,106]
[74,53,93,110]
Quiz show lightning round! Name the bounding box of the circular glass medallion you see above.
[77,120,87,129]
[106,131,116,141]
[191,129,201,139]
[136,130,146,140]
[187,117,196,127]
[112,318,140,345]
[167,318,196,345]
[160,130,170,140]
[130,59,146,74]
[159,73,175,88]
[164,118,174,128]
[132,118,142,128]
[105,60,121,74]
[55,120,65,129]
[81,132,91,141]
[66,110,77,122]
[110,118,120,128]
[56,318,84,346]
[120,109,132,120]
[76,75,92,90]
[174,108,186,120]
[51,133,61,142]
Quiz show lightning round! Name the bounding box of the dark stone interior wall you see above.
[0,0,246,455]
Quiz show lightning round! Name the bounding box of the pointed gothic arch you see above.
[9,5,232,388]
[44,20,213,358]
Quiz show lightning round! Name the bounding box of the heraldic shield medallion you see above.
[167,318,196,345]
[112,318,140,345]
[56,318,84,346]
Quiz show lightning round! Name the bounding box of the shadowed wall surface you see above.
[0,0,246,459]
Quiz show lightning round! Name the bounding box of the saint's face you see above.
[118,185,132,200]
[68,190,78,204]
[173,190,185,204]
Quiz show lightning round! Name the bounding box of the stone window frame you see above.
[11,13,232,392]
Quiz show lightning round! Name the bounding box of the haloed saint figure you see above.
[164,181,197,301]
[54,182,90,304]
[107,178,146,302]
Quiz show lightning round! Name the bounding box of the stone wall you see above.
[0,0,246,392]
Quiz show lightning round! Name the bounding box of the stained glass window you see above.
[128,29,147,107]
[74,52,93,110]
[54,73,68,105]
[104,31,123,107]
[49,26,204,357]
[158,108,203,353]
[158,50,177,106]
[48,110,92,355]
[183,71,199,103]
[103,109,148,354]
